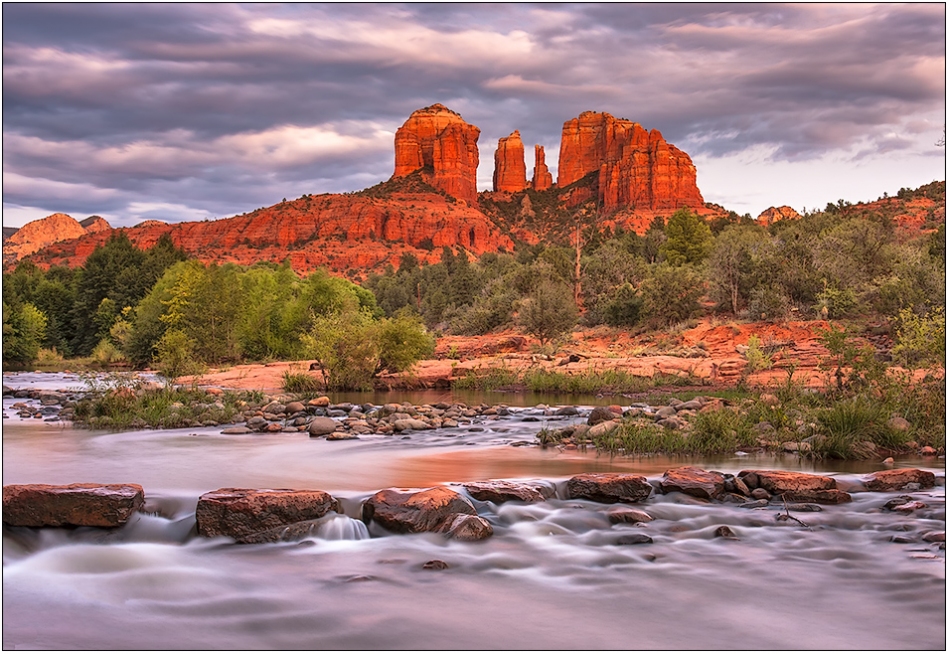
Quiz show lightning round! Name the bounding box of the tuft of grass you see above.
[282,370,323,394]
[811,396,906,459]
[452,366,520,390]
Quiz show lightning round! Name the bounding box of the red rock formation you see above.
[557,111,703,213]
[757,205,801,226]
[79,215,112,234]
[493,131,527,193]
[22,189,515,280]
[3,213,89,265]
[531,145,553,191]
[393,104,480,205]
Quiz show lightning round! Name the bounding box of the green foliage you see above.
[744,334,772,372]
[708,224,762,314]
[640,263,704,327]
[747,283,790,321]
[659,209,713,266]
[3,302,48,368]
[517,278,577,344]
[155,328,205,385]
[814,286,860,319]
[813,397,905,459]
[377,310,436,372]
[892,308,946,368]
[282,370,323,394]
[91,338,124,367]
[603,283,643,328]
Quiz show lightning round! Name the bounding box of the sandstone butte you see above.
[558,111,704,215]
[393,103,481,206]
[757,205,802,226]
[493,131,528,193]
[531,145,553,192]
[2,213,111,266]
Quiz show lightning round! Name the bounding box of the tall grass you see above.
[282,370,323,394]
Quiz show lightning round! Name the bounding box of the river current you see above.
[2,373,945,649]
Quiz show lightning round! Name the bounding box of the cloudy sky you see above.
[3,3,945,228]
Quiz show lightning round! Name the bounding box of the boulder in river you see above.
[362,486,484,537]
[863,468,936,492]
[196,488,340,543]
[738,469,851,504]
[307,417,337,436]
[660,467,725,499]
[463,480,553,504]
[2,483,145,528]
[567,473,652,504]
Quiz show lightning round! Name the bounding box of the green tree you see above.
[659,209,713,266]
[640,263,705,327]
[517,279,577,345]
[708,225,764,314]
[3,302,47,368]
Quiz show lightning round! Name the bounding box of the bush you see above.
[92,339,124,367]
[640,263,704,327]
[2,302,47,368]
[747,283,790,321]
[155,329,205,386]
[603,283,643,327]
[892,308,946,368]
[282,370,323,394]
[517,279,577,344]
[659,209,713,266]
[813,397,905,458]
[813,286,860,319]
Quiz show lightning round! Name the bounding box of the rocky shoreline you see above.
[3,468,944,549]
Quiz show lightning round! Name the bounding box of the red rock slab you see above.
[739,469,837,494]
[196,488,340,543]
[566,473,652,504]
[863,468,936,492]
[660,467,725,499]
[3,483,144,528]
[463,480,553,504]
[362,486,478,534]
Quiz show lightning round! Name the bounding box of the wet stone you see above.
[714,526,738,539]
[891,535,916,544]
[922,531,945,543]
[616,533,653,545]
[739,499,770,509]
[422,560,449,570]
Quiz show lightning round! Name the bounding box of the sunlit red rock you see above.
[3,213,89,264]
[393,103,480,205]
[2,483,144,528]
[757,206,802,226]
[557,111,703,214]
[531,144,553,191]
[493,130,528,193]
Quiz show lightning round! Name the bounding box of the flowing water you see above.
[2,373,945,650]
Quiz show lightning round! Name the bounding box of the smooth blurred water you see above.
[2,373,945,650]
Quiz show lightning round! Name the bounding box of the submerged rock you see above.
[463,480,553,504]
[2,483,145,528]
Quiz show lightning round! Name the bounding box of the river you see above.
[2,373,945,649]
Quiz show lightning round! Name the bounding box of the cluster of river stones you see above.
[3,468,943,549]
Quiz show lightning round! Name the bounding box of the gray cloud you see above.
[2,3,944,227]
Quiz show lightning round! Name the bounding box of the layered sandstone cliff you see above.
[493,131,527,193]
[557,111,704,214]
[531,145,553,191]
[393,104,480,205]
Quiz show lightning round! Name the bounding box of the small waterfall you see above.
[316,514,370,541]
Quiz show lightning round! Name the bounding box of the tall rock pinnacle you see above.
[531,145,553,191]
[558,111,703,212]
[393,103,481,205]
[493,130,528,193]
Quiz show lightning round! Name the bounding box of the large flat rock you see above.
[362,486,480,535]
[196,488,340,543]
[463,480,553,504]
[566,473,652,504]
[864,468,936,492]
[660,467,725,499]
[3,483,145,528]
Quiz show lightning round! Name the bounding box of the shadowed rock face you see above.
[2,483,144,528]
[557,111,704,213]
[195,488,340,543]
[394,103,481,205]
[493,130,527,193]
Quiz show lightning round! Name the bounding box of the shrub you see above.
[892,307,946,369]
[747,283,790,321]
[517,279,577,344]
[155,328,205,386]
[744,335,772,372]
[603,283,643,327]
[813,397,905,458]
[91,339,124,367]
[640,263,704,327]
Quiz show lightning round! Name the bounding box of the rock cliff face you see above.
[3,213,112,265]
[557,111,704,213]
[23,183,515,280]
[393,104,480,205]
[531,145,553,192]
[493,131,527,193]
[756,206,802,226]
